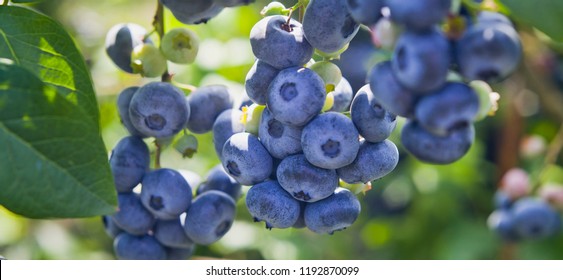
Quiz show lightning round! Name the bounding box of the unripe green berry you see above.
[131,44,167,78]
[161,28,199,64]
[260,2,287,17]
[310,61,342,93]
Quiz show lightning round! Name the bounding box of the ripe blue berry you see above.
[246,181,301,229]
[221,132,274,185]
[304,188,361,234]
[114,233,166,260]
[259,108,303,159]
[109,136,150,193]
[184,190,236,245]
[140,168,193,220]
[337,140,399,184]
[350,85,397,143]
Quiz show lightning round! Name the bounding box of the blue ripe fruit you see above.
[212,109,245,159]
[245,60,280,105]
[197,164,242,200]
[488,210,520,242]
[109,136,150,193]
[250,15,314,69]
[277,154,339,202]
[112,193,155,235]
[128,82,190,138]
[102,215,123,238]
[329,77,354,112]
[165,246,195,260]
[222,132,273,185]
[350,85,397,143]
[153,218,194,249]
[114,233,166,260]
[160,0,224,25]
[140,168,193,220]
[415,82,480,136]
[345,0,384,26]
[512,198,561,240]
[105,23,150,73]
[386,0,452,31]
[117,87,146,137]
[304,188,361,234]
[369,61,417,118]
[267,67,326,126]
[246,181,301,229]
[401,121,475,164]
[259,108,303,159]
[392,29,450,93]
[301,112,360,169]
[184,190,236,245]
[186,85,233,134]
[337,140,399,184]
[303,0,360,54]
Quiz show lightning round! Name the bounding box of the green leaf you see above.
[11,0,45,3]
[502,0,563,42]
[0,60,117,219]
[0,5,99,125]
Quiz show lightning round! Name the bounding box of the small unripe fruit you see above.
[131,44,167,78]
[161,28,199,64]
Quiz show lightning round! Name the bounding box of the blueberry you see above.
[369,61,417,118]
[415,82,479,136]
[292,202,307,229]
[337,140,399,184]
[456,22,522,82]
[186,85,234,134]
[245,60,280,105]
[487,210,520,242]
[102,215,123,238]
[387,0,451,31]
[392,29,450,93]
[184,190,236,245]
[221,132,274,185]
[212,109,245,159]
[117,87,146,137]
[476,11,513,27]
[494,191,513,210]
[109,136,150,193]
[267,67,326,126]
[512,198,561,240]
[165,246,196,260]
[140,168,192,220]
[401,121,475,164]
[113,233,166,260]
[129,82,190,138]
[303,0,360,54]
[301,112,360,169]
[238,92,255,110]
[350,85,397,143]
[112,193,155,235]
[345,0,384,26]
[277,154,339,202]
[246,181,301,229]
[197,164,242,200]
[334,29,376,93]
[160,0,224,25]
[329,77,354,112]
[304,188,361,234]
[105,23,151,73]
[153,218,194,249]
[258,108,303,159]
[250,15,314,69]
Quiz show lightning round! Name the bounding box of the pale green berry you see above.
[310,61,342,93]
[161,28,199,64]
[260,2,287,17]
[322,92,335,112]
[131,44,167,78]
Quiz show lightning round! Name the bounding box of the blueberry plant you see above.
[1,0,563,260]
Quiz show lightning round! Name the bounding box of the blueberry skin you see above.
[197,164,242,200]
[401,121,475,164]
[267,67,326,126]
[277,154,339,202]
[392,29,450,93]
[129,82,190,138]
[250,16,314,69]
[456,22,522,82]
[329,77,354,112]
[488,210,520,242]
[186,85,234,134]
[246,181,301,229]
[117,87,146,137]
[334,29,376,93]
[301,112,360,169]
[350,85,397,143]
[102,215,123,238]
[303,0,360,54]
[259,108,303,159]
[245,60,280,105]
[212,109,245,159]
[109,136,150,193]
[222,132,274,186]
[153,218,194,249]
[105,23,150,73]
[476,11,513,27]
[165,246,196,260]
[415,82,479,136]
[140,168,193,220]
[160,0,224,25]
[345,0,384,26]
[112,193,155,235]
[113,233,166,260]
[494,191,513,210]
[292,202,307,229]
[337,140,399,184]
[512,198,561,240]
[184,190,236,245]
[369,61,417,118]
[304,188,361,234]
[387,0,451,31]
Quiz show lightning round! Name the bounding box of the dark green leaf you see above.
[0,60,117,219]
[502,0,563,42]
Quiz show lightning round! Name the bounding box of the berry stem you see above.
[2,0,9,6]
[153,0,172,82]
[531,123,563,194]
[154,140,162,169]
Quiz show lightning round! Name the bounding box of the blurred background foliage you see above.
[1,0,563,260]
